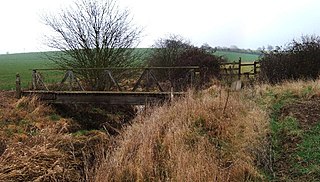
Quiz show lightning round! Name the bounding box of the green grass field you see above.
[213,50,260,62]
[0,52,54,90]
[0,49,260,90]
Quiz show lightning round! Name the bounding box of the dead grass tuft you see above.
[254,79,320,101]
[0,131,109,181]
[0,92,110,181]
[96,88,269,181]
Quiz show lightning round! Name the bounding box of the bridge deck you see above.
[21,91,184,105]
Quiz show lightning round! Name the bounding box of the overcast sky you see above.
[0,0,320,54]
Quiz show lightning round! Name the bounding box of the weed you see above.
[72,130,90,136]
[184,132,200,149]
[28,130,38,136]
[49,114,61,121]
[302,85,313,97]
[193,116,208,135]
[5,128,14,137]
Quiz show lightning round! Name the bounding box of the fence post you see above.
[238,57,242,79]
[190,69,194,89]
[253,61,257,75]
[16,74,21,99]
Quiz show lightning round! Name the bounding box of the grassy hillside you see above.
[0,52,53,90]
[214,50,260,62]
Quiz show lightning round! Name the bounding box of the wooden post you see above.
[16,74,21,99]
[253,61,257,75]
[170,86,174,102]
[190,69,195,89]
[238,57,242,79]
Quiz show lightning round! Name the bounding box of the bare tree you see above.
[148,35,192,68]
[43,0,142,90]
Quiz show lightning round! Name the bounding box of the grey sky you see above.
[0,0,320,54]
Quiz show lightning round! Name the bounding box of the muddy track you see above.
[281,97,320,129]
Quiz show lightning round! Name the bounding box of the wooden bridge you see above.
[16,67,199,105]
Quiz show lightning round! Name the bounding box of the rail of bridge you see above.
[16,67,200,104]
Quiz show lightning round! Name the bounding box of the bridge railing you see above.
[28,67,200,93]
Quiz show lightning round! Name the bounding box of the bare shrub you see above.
[260,35,320,84]
[177,48,223,87]
[147,35,223,90]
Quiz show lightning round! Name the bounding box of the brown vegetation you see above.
[96,87,269,181]
[0,93,109,181]
[260,35,320,84]
[2,79,319,181]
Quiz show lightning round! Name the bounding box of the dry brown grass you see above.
[254,79,320,101]
[0,96,58,143]
[1,79,318,181]
[0,131,109,181]
[96,87,269,181]
[241,79,320,116]
[0,93,110,181]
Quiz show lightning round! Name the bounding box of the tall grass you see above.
[96,88,269,181]
[0,95,109,181]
